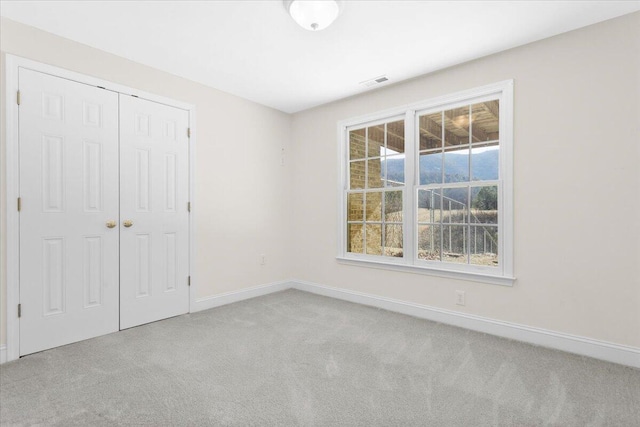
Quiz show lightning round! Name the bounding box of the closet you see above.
[18,67,190,356]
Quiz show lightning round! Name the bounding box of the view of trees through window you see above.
[341,80,514,279]
[346,99,500,267]
[416,101,500,266]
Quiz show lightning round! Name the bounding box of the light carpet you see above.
[1,289,639,426]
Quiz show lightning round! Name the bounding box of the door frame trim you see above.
[4,54,197,362]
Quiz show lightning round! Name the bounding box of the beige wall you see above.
[2,13,639,351]
[290,12,640,347]
[0,18,293,345]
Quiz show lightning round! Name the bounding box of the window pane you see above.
[418,224,441,261]
[470,225,498,266]
[366,224,382,255]
[442,187,468,224]
[386,120,405,154]
[471,101,499,142]
[367,158,384,188]
[442,225,468,264]
[347,193,364,222]
[417,188,442,223]
[366,191,382,221]
[444,106,469,147]
[347,224,364,254]
[384,224,403,257]
[419,151,443,185]
[419,112,442,151]
[384,155,404,186]
[384,191,403,222]
[367,124,384,158]
[350,161,365,189]
[444,146,470,183]
[471,186,498,224]
[471,143,499,181]
[349,128,366,160]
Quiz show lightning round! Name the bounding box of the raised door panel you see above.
[83,236,104,308]
[119,95,189,329]
[19,68,120,356]
[83,141,103,212]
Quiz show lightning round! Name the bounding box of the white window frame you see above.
[337,80,514,286]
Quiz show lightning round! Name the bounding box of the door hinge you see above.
[187,128,191,138]
[17,197,21,212]
[187,202,191,212]
[18,304,22,318]
[188,276,191,287]
[17,90,21,106]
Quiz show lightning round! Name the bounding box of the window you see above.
[338,81,514,285]
[346,119,405,257]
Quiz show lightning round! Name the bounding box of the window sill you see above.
[336,256,515,286]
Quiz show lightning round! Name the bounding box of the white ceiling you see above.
[1,1,639,113]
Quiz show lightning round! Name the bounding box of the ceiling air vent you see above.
[360,75,389,88]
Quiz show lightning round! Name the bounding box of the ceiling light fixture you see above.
[284,0,343,31]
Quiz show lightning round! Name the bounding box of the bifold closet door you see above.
[19,68,120,356]
[119,95,190,329]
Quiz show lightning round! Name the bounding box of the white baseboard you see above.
[4,279,637,369]
[290,280,640,369]
[191,280,291,313]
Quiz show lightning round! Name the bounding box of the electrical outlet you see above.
[455,290,466,306]
[260,254,266,265]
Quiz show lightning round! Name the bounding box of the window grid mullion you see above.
[467,185,471,264]
[364,126,368,255]
[382,124,387,254]
[467,106,472,264]
[363,192,367,254]
[440,110,445,185]
[439,110,444,262]
[364,127,369,189]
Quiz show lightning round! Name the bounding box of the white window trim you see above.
[337,80,515,286]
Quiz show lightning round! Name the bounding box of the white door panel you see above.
[19,68,120,356]
[119,95,190,329]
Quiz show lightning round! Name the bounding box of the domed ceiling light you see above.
[284,0,343,31]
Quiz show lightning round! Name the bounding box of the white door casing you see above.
[18,68,120,356]
[6,55,195,362]
[119,95,190,329]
